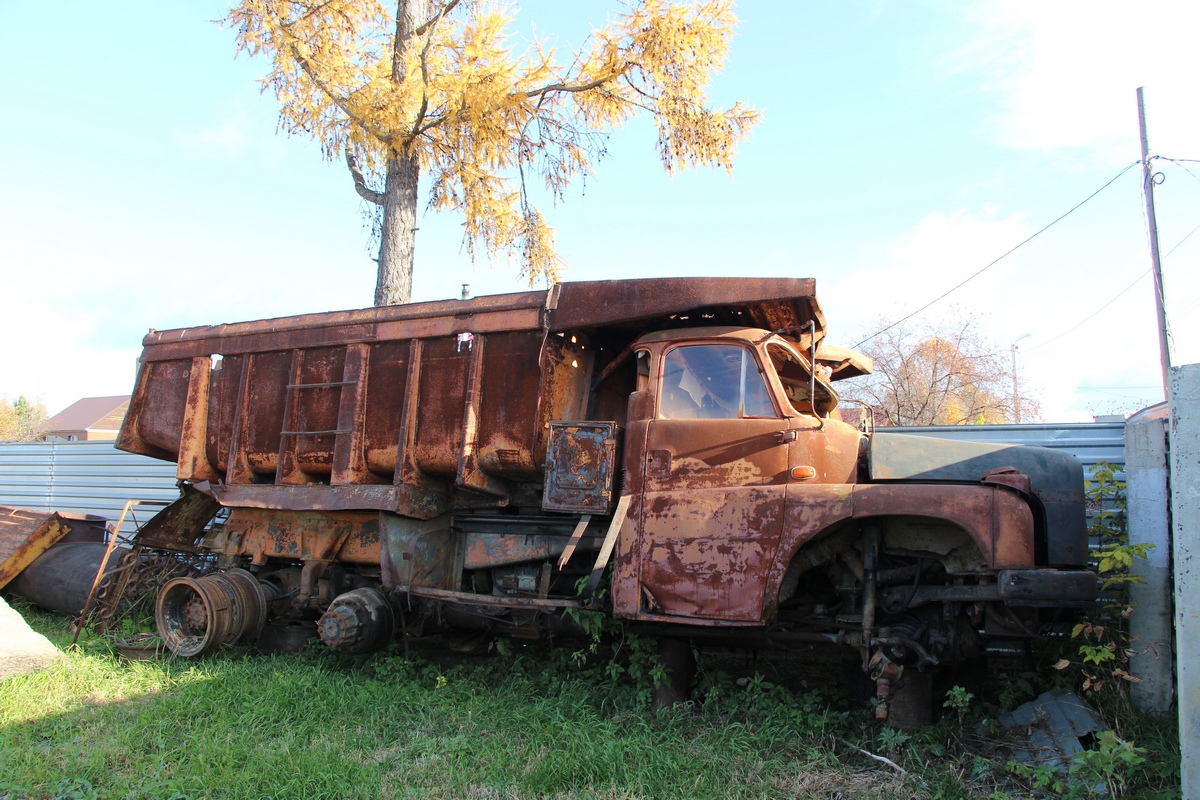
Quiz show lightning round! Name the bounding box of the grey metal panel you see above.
[876,422,1126,472]
[0,441,178,535]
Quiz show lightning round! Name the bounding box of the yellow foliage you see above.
[225,0,759,287]
[0,395,47,442]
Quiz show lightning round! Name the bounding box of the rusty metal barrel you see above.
[7,542,126,616]
[155,568,270,657]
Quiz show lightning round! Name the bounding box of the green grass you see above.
[0,605,1181,800]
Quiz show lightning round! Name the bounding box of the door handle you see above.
[775,430,798,444]
[647,449,672,476]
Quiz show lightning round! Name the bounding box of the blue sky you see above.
[1,1,1197,420]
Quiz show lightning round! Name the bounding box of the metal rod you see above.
[279,429,353,436]
[286,381,356,389]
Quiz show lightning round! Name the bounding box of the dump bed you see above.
[117,277,825,518]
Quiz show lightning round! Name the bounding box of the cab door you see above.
[635,342,792,623]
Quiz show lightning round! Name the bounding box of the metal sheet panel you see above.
[0,441,179,534]
[543,421,619,513]
[875,422,1126,474]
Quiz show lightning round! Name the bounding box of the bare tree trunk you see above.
[375,154,419,305]
[372,0,431,307]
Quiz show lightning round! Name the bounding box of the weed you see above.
[1005,758,1066,793]
[1068,730,1147,798]
[943,685,974,726]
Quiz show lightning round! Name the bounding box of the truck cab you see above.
[613,327,860,623]
[601,325,1093,718]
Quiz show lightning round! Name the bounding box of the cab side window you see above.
[766,343,835,416]
[659,344,777,419]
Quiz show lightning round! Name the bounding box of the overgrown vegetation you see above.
[0,599,1179,800]
[997,462,1177,798]
[0,469,1181,798]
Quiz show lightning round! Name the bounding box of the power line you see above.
[1022,211,1198,353]
[1020,181,1200,353]
[854,161,1141,349]
[1079,385,1161,390]
[1078,387,1163,399]
[1025,269,1149,351]
[1157,157,1200,185]
[1163,218,1200,258]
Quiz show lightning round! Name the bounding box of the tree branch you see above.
[524,64,632,100]
[287,44,396,145]
[835,737,907,775]
[345,149,385,205]
[413,0,462,36]
[270,10,396,146]
[404,4,439,147]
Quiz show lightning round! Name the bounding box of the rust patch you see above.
[209,509,380,566]
[0,507,67,590]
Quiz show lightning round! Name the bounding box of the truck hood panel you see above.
[868,433,1088,567]
[868,434,1083,502]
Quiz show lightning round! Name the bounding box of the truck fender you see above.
[760,483,1035,621]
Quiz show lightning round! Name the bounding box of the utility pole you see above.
[1011,333,1030,423]
[1138,87,1173,397]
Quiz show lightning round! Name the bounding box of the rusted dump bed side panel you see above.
[117,278,821,518]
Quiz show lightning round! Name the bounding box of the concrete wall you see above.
[1171,364,1200,798]
[1125,408,1174,716]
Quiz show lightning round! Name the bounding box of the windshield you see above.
[659,344,776,419]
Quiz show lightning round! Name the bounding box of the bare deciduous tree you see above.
[839,314,1040,427]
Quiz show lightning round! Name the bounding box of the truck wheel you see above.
[652,638,695,709]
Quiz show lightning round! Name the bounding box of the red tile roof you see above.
[44,396,129,433]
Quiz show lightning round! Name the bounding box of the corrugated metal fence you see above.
[0,423,1126,535]
[0,441,179,535]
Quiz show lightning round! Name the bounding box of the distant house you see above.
[42,396,129,442]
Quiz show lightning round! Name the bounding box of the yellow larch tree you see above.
[225,0,760,305]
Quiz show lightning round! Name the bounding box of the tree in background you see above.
[227,0,759,306]
[839,314,1041,427]
[0,395,47,442]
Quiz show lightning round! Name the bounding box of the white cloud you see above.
[956,0,1200,157]
[171,92,290,165]
[174,119,248,157]
[822,207,1032,335]
[817,206,1178,421]
[0,292,140,415]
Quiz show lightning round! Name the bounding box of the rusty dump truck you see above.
[116,277,1095,717]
